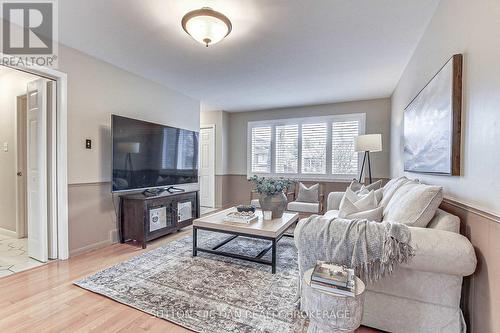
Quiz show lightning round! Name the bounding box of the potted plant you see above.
[248,176,296,218]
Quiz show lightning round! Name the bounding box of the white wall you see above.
[391,0,500,215]
[0,69,39,233]
[227,98,392,177]
[59,45,201,184]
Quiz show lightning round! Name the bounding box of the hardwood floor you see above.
[0,227,380,332]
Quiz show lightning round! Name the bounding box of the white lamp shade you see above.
[354,134,382,152]
[185,15,229,46]
[117,142,140,154]
[182,8,232,47]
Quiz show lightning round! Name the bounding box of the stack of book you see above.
[310,261,356,297]
[223,211,258,224]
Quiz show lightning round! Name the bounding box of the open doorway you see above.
[0,66,58,276]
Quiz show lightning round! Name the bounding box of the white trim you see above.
[1,54,69,260]
[47,80,58,259]
[247,113,366,180]
[200,124,216,208]
[0,227,18,238]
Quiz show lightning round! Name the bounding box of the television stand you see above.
[120,190,199,248]
[166,186,185,193]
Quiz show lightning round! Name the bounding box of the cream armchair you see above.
[287,182,325,219]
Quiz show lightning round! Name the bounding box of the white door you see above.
[27,79,48,263]
[199,127,215,207]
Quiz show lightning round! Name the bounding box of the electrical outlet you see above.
[85,139,92,149]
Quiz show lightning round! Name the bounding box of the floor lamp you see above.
[354,134,382,184]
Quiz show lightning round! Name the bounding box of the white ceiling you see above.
[59,0,439,112]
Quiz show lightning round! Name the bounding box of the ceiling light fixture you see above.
[181,7,232,47]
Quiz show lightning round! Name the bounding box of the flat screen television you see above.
[111,115,199,192]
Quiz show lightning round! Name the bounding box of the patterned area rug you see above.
[75,230,308,333]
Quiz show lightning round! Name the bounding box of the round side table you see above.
[302,268,365,333]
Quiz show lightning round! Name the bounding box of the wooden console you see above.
[119,190,199,248]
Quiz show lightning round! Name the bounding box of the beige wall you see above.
[390,0,500,216]
[57,45,200,254]
[440,200,500,333]
[0,69,39,233]
[200,110,229,176]
[390,1,500,331]
[227,98,391,178]
[59,46,200,185]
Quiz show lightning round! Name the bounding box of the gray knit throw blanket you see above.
[296,215,415,283]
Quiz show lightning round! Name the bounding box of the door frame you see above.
[200,124,216,208]
[16,95,28,239]
[2,54,69,260]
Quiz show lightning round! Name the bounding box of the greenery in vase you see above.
[248,176,296,196]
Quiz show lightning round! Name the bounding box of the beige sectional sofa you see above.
[296,177,477,333]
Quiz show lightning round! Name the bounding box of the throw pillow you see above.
[339,189,377,218]
[360,179,383,192]
[344,206,383,222]
[348,179,364,192]
[358,186,384,205]
[296,183,319,203]
[383,182,443,228]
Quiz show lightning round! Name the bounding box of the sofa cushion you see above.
[323,210,340,219]
[288,201,320,213]
[426,209,460,233]
[379,176,414,208]
[383,182,443,228]
[296,182,319,203]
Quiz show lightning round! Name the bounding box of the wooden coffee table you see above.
[192,207,299,274]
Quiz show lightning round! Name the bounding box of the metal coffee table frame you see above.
[192,226,294,274]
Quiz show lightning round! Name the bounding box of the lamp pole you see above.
[358,151,373,184]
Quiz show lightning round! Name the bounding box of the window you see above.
[332,121,359,175]
[302,123,327,174]
[275,124,298,173]
[248,114,365,179]
[251,126,271,173]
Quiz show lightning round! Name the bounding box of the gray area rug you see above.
[75,230,308,333]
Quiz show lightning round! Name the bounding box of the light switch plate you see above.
[3,142,7,152]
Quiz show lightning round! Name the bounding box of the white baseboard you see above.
[0,227,18,238]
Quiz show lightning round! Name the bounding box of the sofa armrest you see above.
[326,192,344,211]
[402,227,477,277]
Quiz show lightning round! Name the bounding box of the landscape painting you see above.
[404,54,462,175]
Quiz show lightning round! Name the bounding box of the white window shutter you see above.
[301,123,327,174]
[332,121,359,175]
[275,124,298,173]
[251,126,272,173]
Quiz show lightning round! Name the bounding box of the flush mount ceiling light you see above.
[181,7,232,47]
